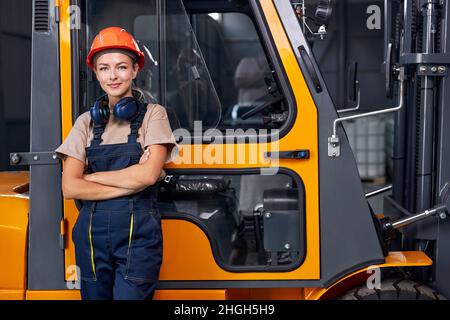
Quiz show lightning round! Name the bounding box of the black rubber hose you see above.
[253,214,266,265]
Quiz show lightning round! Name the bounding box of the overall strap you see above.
[127,103,148,143]
[90,120,106,147]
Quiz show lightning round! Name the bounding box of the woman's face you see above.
[93,52,138,101]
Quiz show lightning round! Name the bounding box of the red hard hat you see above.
[86,27,145,70]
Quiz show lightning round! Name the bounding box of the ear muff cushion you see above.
[113,97,139,121]
[90,99,110,125]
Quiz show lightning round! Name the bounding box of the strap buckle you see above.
[164,175,174,184]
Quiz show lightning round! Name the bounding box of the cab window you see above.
[191,12,283,131]
[79,0,290,135]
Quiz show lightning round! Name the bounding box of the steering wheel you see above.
[240,95,284,120]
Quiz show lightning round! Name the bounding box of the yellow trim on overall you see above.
[128,213,134,248]
[88,213,96,278]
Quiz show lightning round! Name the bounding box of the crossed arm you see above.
[62,144,168,201]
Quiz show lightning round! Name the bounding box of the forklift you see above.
[0,0,449,300]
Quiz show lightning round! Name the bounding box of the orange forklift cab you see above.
[1,0,447,300]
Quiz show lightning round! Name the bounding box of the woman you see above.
[56,27,178,300]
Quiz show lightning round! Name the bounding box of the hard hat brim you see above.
[86,45,145,70]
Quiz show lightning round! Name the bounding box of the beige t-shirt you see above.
[55,103,179,165]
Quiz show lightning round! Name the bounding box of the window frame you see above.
[161,167,306,273]
[72,0,298,144]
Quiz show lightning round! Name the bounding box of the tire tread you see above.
[339,278,446,300]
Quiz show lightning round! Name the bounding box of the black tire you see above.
[339,278,446,300]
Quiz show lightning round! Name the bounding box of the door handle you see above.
[298,45,322,93]
[265,150,310,160]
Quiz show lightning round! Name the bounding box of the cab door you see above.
[61,0,321,289]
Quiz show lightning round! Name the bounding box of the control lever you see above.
[328,68,405,158]
[379,182,450,247]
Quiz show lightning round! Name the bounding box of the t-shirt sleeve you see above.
[55,112,90,164]
[144,104,179,163]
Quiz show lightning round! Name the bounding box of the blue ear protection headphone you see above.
[90,95,140,125]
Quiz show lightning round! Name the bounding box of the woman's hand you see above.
[84,148,166,183]
[83,146,167,190]
[62,157,140,200]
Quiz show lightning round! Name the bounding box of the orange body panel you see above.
[0,171,29,197]
[159,219,317,280]
[22,288,300,300]
[0,172,29,292]
[0,290,25,300]
[26,289,226,300]
[25,290,225,300]
[226,288,304,300]
[26,290,81,300]
[17,251,431,300]
[154,290,227,300]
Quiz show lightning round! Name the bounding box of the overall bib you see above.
[72,105,163,300]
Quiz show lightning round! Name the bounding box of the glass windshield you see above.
[191,12,285,131]
[161,0,222,131]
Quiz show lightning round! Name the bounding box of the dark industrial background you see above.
[0,0,32,172]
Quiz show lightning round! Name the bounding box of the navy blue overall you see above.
[72,105,163,300]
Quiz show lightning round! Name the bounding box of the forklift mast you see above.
[384,0,450,296]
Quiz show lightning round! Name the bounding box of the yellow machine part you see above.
[303,251,433,300]
[21,251,432,300]
[0,172,29,300]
